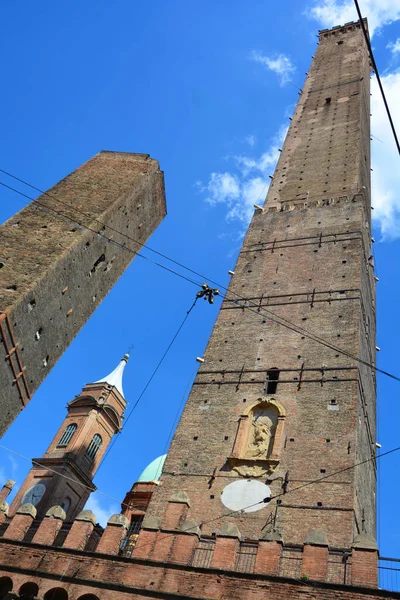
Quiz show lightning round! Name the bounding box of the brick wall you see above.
[0,535,398,600]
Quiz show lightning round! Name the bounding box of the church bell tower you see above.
[10,355,129,521]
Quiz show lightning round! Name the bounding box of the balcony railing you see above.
[379,557,400,592]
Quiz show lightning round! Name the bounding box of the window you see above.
[61,497,71,514]
[19,582,39,599]
[57,424,77,447]
[266,368,280,394]
[120,516,143,557]
[84,434,102,462]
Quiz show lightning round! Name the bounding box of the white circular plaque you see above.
[221,479,271,513]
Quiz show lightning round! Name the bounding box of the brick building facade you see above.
[0,18,396,600]
[0,151,166,436]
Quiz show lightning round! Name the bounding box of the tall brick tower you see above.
[9,355,129,522]
[0,151,166,436]
[135,19,378,586]
[0,20,392,600]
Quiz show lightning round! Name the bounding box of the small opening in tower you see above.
[28,299,36,312]
[337,40,344,44]
[266,368,280,394]
[91,253,106,273]
[325,97,331,104]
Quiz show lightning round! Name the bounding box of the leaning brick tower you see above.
[134,19,378,588]
[0,151,166,436]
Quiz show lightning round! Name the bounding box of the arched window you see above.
[19,582,39,598]
[60,497,71,514]
[44,588,68,600]
[0,577,13,600]
[84,434,102,461]
[77,595,100,600]
[57,423,77,447]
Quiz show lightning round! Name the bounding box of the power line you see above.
[98,297,200,470]
[120,444,400,555]
[353,0,400,156]
[154,365,198,481]
[2,440,397,552]
[2,175,400,384]
[0,179,203,290]
[224,293,400,382]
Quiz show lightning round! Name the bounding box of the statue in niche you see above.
[245,405,278,460]
[227,399,285,478]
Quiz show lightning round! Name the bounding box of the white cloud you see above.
[84,492,119,527]
[252,51,295,86]
[244,134,256,147]
[204,172,241,207]
[309,0,400,37]
[200,127,286,224]
[387,38,400,55]
[370,71,400,239]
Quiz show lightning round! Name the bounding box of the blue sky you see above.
[1,0,400,555]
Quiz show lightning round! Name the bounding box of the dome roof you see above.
[137,455,167,482]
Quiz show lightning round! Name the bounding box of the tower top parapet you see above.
[318,18,368,40]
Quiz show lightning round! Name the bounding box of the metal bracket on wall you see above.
[0,311,31,406]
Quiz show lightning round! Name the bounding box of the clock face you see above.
[22,483,46,506]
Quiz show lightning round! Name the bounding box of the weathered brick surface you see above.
[210,537,237,571]
[162,502,189,531]
[0,151,166,436]
[254,541,281,575]
[63,518,94,551]
[302,544,328,581]
[0,538,399,600]
[352,548,379,588]
[31,514,64,546]
[145,21,376,559]
[96,523,126,556]
[3,512,35,542]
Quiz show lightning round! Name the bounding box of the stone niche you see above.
[228,398,286,478]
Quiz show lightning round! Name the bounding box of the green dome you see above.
[137,455,167,482]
